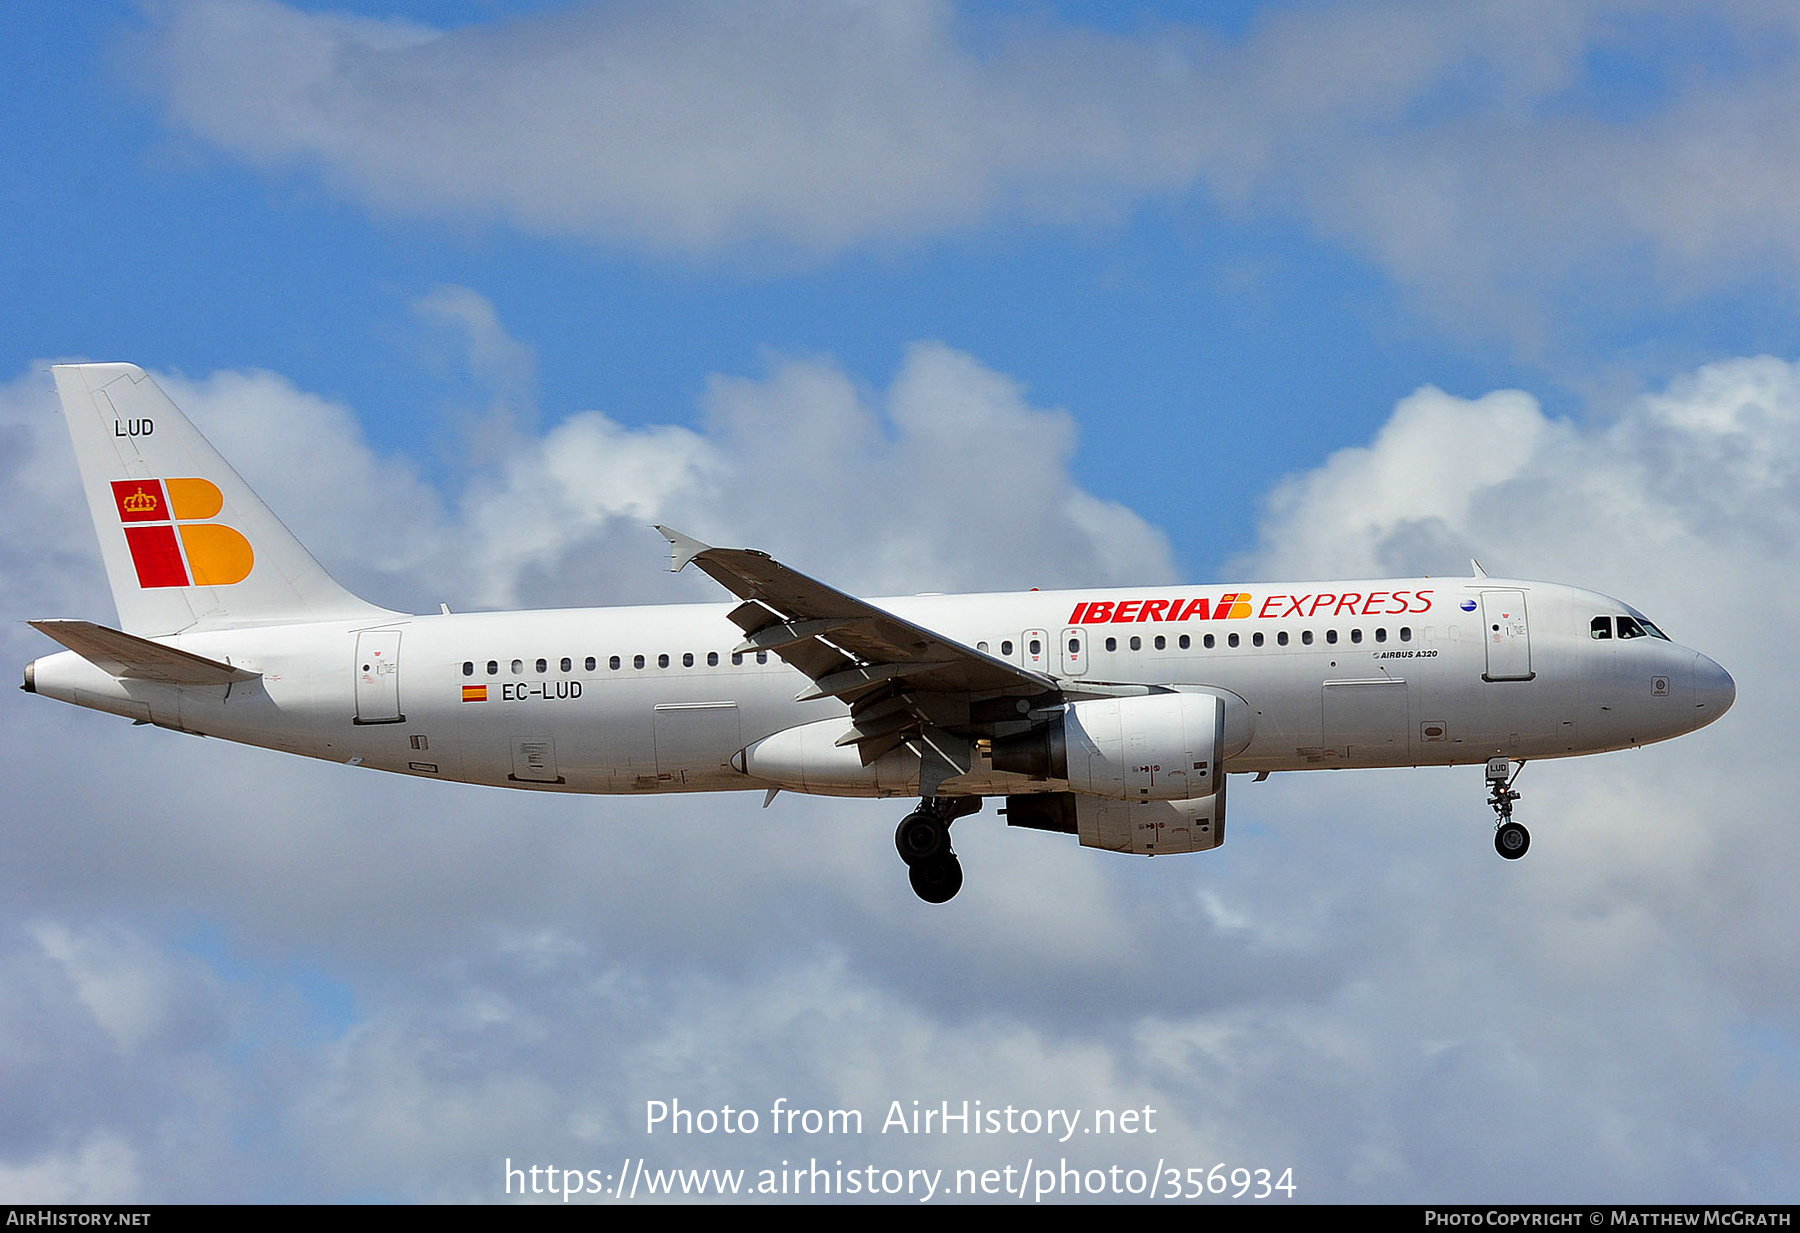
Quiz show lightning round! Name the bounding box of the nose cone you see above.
[1690,652,1736,729]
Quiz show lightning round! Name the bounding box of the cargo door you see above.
[1321,678,1410,759]
[653,702,743,783]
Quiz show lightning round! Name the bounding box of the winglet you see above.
[654,525,712,573]
[1470,558,1488,578]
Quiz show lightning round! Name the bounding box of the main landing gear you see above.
[895,796,980,903]
[1486,757,1530,860]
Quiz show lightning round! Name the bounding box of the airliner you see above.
[23,364,1736,902]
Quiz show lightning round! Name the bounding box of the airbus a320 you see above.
[24,364,1736,902]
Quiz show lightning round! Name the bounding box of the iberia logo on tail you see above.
[110,478,253,588]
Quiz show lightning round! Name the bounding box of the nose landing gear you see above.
[896,796,980,902]
[1486,757,1529,859]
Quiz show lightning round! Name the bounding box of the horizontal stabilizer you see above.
[29,619,260,686]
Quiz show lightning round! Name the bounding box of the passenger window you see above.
[1400,627,1411,643]
[633,654,645,669]
[1203,634,1215,649]
[1029,638,1042,656]
[731,652,743,666]
[609,656,621,670]
[512,659,524,674]
[561,657,572,672]
[1068,638,1079,654]
[1001,640,1014,656]
[1179,634,1190,649]
[1591,616,1613,640]
[757,651,768,664]
[1105,637,1117,652]
[1302,630,1314,646]
[658,654,671,668]
[586,656,596,671]
[1129,636,1141,651]
[462,661,473,676]
[977,641,989,653]
[1326,630,1338,645]
[1228,633,1240,648]
[1153,635,1165,650]
[1277,631,1289,646]
[1374,628,1386,643]
[487,660,499,676]
[1350,629,1363,644]
[1252,632,1264,647]
[682,652,694,667]
[708,651,719,666]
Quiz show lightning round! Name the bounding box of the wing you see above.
[656,527,1061,782]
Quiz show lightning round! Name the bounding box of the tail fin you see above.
[51,363,398,635]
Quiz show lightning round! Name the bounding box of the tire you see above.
[895,810,948,865]
[1495,821,1531,860]
[908,854,963,903]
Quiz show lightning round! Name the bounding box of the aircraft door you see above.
[1481,591,1533,681]
[1060,627,1088,676]
[653,701,743,783]
[1022,629,1049,673]
[353,631,403,724]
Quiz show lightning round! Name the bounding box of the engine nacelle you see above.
[1003,785,1225,855]
[992,691,1224,801]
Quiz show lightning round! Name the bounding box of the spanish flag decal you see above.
[462,685,488,703]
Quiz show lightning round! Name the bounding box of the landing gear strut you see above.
[1486,757,1530,860]
[895,796,980,903]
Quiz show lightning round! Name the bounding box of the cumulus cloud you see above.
[3,342,1799,1200]
[137,1,1800,337]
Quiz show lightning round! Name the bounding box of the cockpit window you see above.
[1590,616,1612,640]
[1622,605,1672,640]
[1617,616,1647,639]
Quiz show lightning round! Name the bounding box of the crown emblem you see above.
[122,486,159,514]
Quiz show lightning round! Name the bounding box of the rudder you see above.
[51,363,397,635]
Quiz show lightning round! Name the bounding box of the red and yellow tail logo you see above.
[111,478,253,588]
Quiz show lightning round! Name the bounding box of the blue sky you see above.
[7,0,1722,574]
[4,0,1800,1204]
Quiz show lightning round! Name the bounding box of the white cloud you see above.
[141,0,1209,253]
[138,1,1800,335]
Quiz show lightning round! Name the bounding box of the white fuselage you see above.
[27,577,1735,798]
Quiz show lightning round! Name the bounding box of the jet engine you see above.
[991,691,1225,800]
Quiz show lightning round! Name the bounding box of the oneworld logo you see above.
[111,478,254,588]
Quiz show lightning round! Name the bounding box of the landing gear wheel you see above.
[895,810,948,866]
[908,853,964,903]
[1495,821,1531,860]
